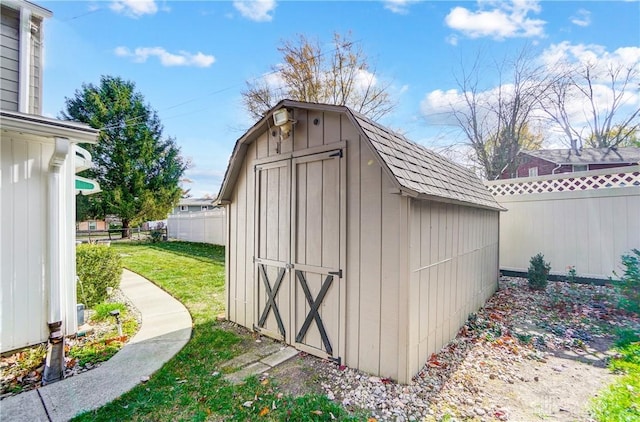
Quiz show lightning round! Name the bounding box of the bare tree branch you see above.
[241,32,395,121]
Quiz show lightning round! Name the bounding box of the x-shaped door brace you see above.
[257,264,286,337]
[295,270,334,355]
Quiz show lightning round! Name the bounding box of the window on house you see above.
[180,205,188,211]
[573,164,588,172]
[528,167,538,177]
[88,221,97,231]
[201,206,209,211]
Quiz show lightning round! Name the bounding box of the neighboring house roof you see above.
[178,198,215,207]
[521,147,640,166]
[217,100,502,211]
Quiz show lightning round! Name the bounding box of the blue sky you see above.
[39,0,640,197]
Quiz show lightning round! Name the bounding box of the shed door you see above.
[254,160,291,341]
[291,150,345,362]
[254,150,345,363]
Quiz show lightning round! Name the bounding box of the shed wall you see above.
[407,201,499,379]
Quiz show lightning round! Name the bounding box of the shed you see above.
[217,100,502,383]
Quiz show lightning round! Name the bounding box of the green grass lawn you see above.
[591,331,640,421]
[73,241,355,422]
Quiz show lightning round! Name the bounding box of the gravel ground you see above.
[269,276,639,421]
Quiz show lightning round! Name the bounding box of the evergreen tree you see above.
[62,76,188,237]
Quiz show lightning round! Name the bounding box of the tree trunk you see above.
[121,219,130,239]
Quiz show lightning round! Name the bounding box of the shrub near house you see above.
[76,244,122,307]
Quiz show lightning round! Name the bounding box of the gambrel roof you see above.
[217,100,502,211]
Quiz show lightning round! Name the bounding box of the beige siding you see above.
[343,136,405,380]
[227,142,256,328]
[1,6,20,111]
[407,201,499,377]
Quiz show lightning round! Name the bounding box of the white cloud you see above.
[233,0,276,22]
[115,46,215,67]
[110,0,158,17]
[445,0,545,40]
[383,0,419,15]
[421,43,640,147]
[570,8,591,27]
[541,42,640,74]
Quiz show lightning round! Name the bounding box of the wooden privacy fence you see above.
[167,208,226,246]
[485,166,640,280]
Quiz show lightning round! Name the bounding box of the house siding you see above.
[0,5,20,112]
[502,154,639,179]
[1,135,79,353]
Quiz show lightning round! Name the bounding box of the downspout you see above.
[43,137,69,384]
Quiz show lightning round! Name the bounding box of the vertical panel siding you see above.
[1,6,20,111]
[355,138,383,375]
[408,200,499,377]
[344,122,362,370]
[1,136,50,352]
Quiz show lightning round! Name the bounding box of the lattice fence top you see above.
[486,170,640,196]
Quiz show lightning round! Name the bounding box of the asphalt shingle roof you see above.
[350,111,501,210]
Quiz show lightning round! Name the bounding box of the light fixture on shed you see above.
[273,108,295,141]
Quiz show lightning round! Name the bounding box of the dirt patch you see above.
[478,353,617,421]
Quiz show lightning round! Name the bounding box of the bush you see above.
[150,229,164,243]
[76,244,122,307]
[528,253,551,291]
[614,249,640,314]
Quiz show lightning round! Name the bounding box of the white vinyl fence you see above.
[485,166,640,280]
[167,208,226,246]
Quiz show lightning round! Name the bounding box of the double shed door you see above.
[254,149,345,363]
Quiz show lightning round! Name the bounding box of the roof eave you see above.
[401,187,505,211]
[0,111,99,143]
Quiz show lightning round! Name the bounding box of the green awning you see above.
[75,176,101,195]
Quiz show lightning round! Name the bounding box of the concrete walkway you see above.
[0,270,193,422]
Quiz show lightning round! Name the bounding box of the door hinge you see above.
[328,269,342,278]
[329,150,343,158]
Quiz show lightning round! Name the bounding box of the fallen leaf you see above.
[243,401,253,407]
[311,410,323,415]
[259,407,269,417]
[261,379,269,386]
